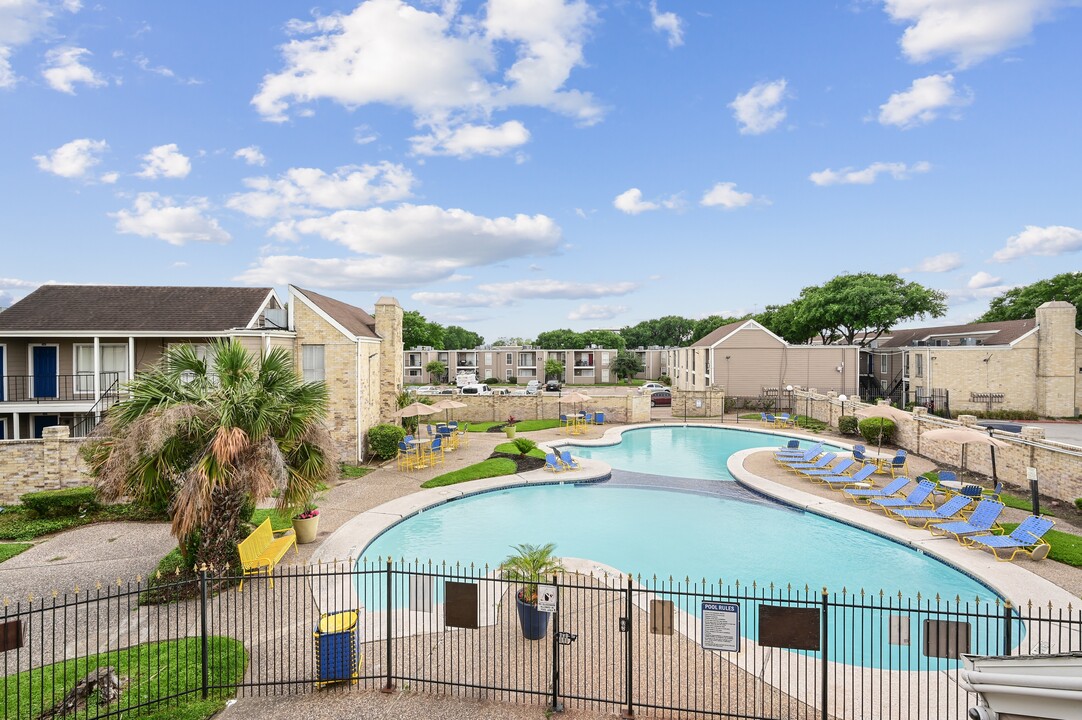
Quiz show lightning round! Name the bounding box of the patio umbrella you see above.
[855,404,911,456]
[561,391,592,419]
[393,402,440,418]
[429,398,467,423]
[922,427,1007,481]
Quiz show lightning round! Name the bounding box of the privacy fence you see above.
[3,561,1081,720]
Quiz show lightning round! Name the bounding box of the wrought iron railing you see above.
[3,561,1079,719]
[0,373,121,404]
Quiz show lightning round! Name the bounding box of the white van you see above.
[459,383,493,396]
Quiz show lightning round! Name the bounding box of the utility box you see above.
[314,610,361,688]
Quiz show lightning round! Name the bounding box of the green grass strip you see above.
[493,442,547,459]
[1000,523,1082,567]
[466,419,563,432]
[340,464,373,478]
[8,636,247,720]
[0,542,33,564]
[249,508,294,530]
[1000,491,1054,516]
[421,458,518,488]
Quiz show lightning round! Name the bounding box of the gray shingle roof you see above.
[691,320,755,347]
[294,287,379,339]
[0,285,273,332]
[876,318,1036,347]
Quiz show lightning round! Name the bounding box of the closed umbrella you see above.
[922,427,1007,481]
[855,404,911,457]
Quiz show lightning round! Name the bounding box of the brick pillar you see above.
[1035,301,1077,417]
[42,425,70,487]
[374,296,403,424]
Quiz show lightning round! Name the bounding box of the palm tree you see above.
[82,340,334,569]
[499,543,566,604]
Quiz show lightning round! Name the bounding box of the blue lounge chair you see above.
[844,476,910,503]
[819,464,876,489]
[937,470,957,484]
[544,453,564,473]
[774,441,824,463]
[777,439,800,451]
[851,444,867,467]
[929,500,1005,541]
[871,480,936,512]
[559,450,580,469]
[983,481,1003,502]
[782,452,837,473]
[966,516,1055,561]
[802,457,855,478]
[890,495,972,528]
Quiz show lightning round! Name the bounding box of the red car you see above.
[650,390,672,407]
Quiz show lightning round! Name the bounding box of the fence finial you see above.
[136,574,142,583]
[52,589,59,598]
[95,581,102,590]
[117,578,123,587]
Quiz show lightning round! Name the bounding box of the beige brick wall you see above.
[0,426,87,504]
[911,338,1039,414]
[670,388,726,417]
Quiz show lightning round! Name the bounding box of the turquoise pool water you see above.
[569,426,842,480]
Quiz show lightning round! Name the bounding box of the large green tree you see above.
[610,350,645,382]
[978,272,1082,329]
[82,341,334,569]
[620,315,697,347]
[581,329,626,350]
[535,329,585,349]
[544,358,565,380]
[793,273,946,346]
[442,325,484,349]
[757,301,828,344]
[403,310,446,349]
[425,360,447,383]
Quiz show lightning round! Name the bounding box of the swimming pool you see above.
[568,425,843,480]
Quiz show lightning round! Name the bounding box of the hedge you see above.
[857,417,896,446]
[20,486,99,518]
[838,415,860,436]
[367,423,407,460]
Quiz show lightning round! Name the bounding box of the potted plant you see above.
[504,415,518,439]
[499,542,565,640]
[292,504,321,544]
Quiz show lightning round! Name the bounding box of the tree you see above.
[535,329,585,349]
[756,301,825,344]
[581,329,626,350]
[610,350,645,382]
[690,315,746,344]
[796,273,946,346]
[620,315,696,347]
[492,336,532,347]
[978,272,1082,329]
[81,341,334,569]
[443,325,484,349]
[544,358,565,380]
[425,360,447,383]
[402,310,445,349]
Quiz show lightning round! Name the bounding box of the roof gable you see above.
[0,285,277,333]
[692,319,785,348]
[292,287,379,340]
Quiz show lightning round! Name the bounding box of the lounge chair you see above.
[889,495,972,528]
[966,516,1055,561]
[559,450,580,470]
[844,476,910,504]
[774,442,824,463]
[983,481,1003,502]
[818,464,876,490]
[870,480,936,512]
[851,444,867,468]
[782,452,837,473]
[777,439,800,451]
[802,457,855,478]
[544,453,564,473]
[929,500,1005,541]
[937,470,957,484]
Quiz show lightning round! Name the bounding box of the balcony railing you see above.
[1,373,121,404]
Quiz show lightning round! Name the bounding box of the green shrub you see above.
[20,486,99,518]
[1075,498,1082,513]
[367,423,407,460]
[658,374,672,385]
[512,438,538,456]
[484,377,501,384]
[508,375,518,384]
[838,415,860,435]
[857,417,896,446]
[949,409,1040,421]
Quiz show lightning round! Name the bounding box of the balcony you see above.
[1,373,121,404]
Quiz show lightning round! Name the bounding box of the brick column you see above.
[42,425,70,487]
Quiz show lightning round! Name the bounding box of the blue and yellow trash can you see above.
[314,610,361,687]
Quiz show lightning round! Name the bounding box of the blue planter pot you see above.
[516,595,550,640]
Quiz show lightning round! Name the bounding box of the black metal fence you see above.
[0,373,121,405]
[3,562,1081,719]
[905,388,951,418]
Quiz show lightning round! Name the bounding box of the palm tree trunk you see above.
[193,487,245,570]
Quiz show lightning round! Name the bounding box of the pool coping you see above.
[312,421,1077,614]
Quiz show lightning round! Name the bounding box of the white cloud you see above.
[112,193,230,245]
[100,171,118,184]
[809,160,931,186]
[613,188,657,215]
[227,163,415,219]
[991,225,1082,262]
[900,252,962,273]
[238,255,464,289]
[33,137,107,178]
[967,271,1002,289]
[410,120,530,157]
[42,46,106,94]
[569,303,627,321]
[0,1,55,46]
[0,47,14,89]
[0,276,41,289]
[354,124,379,145]
[946,283,1016,304]
[878,73,972,129]
[252,0,601,155]
[883,0,1062,68]
[137,143,191,179]
[729,79,788,135]
[649,1,684,48]
[411,291,512,308]
[233,145,267,166]
[700,182,757,209]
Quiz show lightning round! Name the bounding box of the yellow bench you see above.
[238,518,297,591]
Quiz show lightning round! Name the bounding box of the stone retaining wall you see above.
[0,426,89,505]
[433,393,651,425]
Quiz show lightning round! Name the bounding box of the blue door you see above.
[34,415,60,438]
[32,346,58,398]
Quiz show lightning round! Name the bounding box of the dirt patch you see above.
[489,452,545,473]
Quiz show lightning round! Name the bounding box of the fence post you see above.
[1002,599,1013,655]
[820,587,828,720]
[199,565,209,700]
[382,558,395,692]
[549,574,562,713]
[622,574,634,719]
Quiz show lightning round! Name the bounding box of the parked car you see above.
[460,383,493,396]
[650,390,672,407]
[641,382,669,394]
[408,385,438,395]
[545,380,562,392]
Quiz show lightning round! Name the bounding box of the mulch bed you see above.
[489,452,546,473]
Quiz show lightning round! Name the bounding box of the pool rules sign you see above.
[701,601,740,652]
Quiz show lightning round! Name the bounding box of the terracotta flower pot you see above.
[292,515,320,544]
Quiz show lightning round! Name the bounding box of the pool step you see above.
[602,470,797,511]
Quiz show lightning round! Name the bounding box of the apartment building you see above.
[404,345,670,385]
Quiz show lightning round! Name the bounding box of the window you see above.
[505,368,513,380]
[915,354,923,378]
[302,345,325,382]
[506,353,513,365]
[881,354,888,374]
[74,344,128,393]
[485,353,492,365]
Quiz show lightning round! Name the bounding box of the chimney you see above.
[374,296,403,422]
[1035,301,1077,417]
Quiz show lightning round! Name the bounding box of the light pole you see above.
[838,394,848,427]
[785,385,793,418]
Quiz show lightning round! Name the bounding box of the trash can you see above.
[314,610,361,688]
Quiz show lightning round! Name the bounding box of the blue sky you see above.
[2,0,1081,341]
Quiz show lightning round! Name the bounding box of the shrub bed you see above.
[20,486,99,517]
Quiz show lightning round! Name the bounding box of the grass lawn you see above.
[1000,491,1053,516]
[0,503,166,542]
[249,508,294,530]
[1000,522,1082,566]
[421,458,518,488]
[466,419,563,432]
[340,464,373,478]
[494,442,547,459]
[0,542,33,564]
[7,636,246,720]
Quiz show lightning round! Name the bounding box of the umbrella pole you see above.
[990,446,997,481]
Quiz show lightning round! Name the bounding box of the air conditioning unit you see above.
[263,308,287,329]
[935,339,950,346]
[959,338,979,346]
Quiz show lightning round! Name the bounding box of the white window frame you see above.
[881,354,888,374]
[74,343,128,396]
[505,352,513,365]
[301,344,326,382]
[915,354,924,378]
[505,368,514,380]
